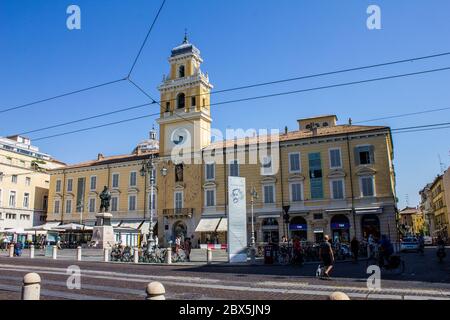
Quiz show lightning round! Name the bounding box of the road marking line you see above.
[2,263,450,300]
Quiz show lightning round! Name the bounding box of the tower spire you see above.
[183,28,188,44]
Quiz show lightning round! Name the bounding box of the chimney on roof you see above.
[97,153,104,160]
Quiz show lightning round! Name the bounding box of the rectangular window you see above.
[129,172,137,187]
[329,148,342,168]
[112,173,120,188]
[54,200,60,214]
[25,177,31,186]
[23,193,30,208]
[290,183,302,202]
[65,199,72,214]
[9,191,16,207]
[361,176,375,197]
[331,179,345,199]
[128,195,136,211]
[263,185,275,204]
[229,160,239,177]
[174,191,183,210]
[67,178,73,192]
[11,175,18,183]
[191,96,196,107]
[56,180,62,193]
[89,198,96,213]
[205,163,215,180]
[313,213,323,220]
[111,197,118,212]
[355,146,375,165]
[90,176,97,190]
[309,152,323,199]
[289,153,301,173]
[76,177,85,213]
[205,189,215,207]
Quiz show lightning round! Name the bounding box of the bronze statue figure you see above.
[99,186,111,212]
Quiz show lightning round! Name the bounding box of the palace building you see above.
[46,37,398,247]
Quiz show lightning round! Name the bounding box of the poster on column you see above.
[227,176,248,263]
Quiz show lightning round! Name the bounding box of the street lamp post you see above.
[141,156,157,253]
[250,187,258,248]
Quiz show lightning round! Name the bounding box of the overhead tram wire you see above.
[354,106,450,124]
[17,65,450,139]
[158,51,450,105]
[16,101,156,136]
[0,78,127,115]
[2,50,450,116]
[127,0,167,78]
[30,113,450,142]
[33,112,160,141]
[0,1,167,116]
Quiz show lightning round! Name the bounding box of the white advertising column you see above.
[227,176,248,263]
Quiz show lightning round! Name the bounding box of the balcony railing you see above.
[162,208,194,218]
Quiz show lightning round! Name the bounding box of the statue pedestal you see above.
[92,212,115,249]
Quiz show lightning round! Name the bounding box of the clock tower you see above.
[157,35,213,158]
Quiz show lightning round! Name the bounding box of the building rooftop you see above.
[399,207,420,215]
[204,124,389,151]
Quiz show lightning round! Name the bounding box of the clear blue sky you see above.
[1,0,449,209]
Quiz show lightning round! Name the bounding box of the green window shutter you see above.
[354,147,361,165]
[369,145,375,164]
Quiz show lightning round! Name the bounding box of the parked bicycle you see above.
[110,244,134,262]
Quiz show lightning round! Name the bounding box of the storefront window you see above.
[361,214,380,240]
[330,214,350,243]
[262,218,279,243]
[289,216,308,241]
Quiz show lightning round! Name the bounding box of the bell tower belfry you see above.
[156,35,213,157]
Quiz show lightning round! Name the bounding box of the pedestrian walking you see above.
[319,235,334,279]
[184,238,192,261]
[350,237,359,263]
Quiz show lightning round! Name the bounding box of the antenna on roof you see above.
[438,154,446,173]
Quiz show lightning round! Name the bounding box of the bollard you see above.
[145,281,165,300]
[134,248,139,264]
[207,248,212,265]
[52,246,57,260]
[30,245,35,259]
[104,248,109,262]
[165,247,172,264]
[9,244,14,257]
[21,273,41,300]
[250,247,256,265]
[328,291,350,300]
[76,246,82,261]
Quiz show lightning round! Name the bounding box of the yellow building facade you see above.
[46,38,398,247]
[0,135,64,231]
[429,171,450,239]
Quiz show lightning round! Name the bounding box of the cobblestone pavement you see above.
[0,247,448,300]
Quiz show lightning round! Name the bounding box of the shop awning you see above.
[57,223,93,231]
[216,218,227,232]
[355,207,383,214]
[139,221,157,234]
[195,218,221,232]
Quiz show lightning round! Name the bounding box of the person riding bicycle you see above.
[378,235,394,267]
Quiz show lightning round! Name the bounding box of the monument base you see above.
[92,212,115,249]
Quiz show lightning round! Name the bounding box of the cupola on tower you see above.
[156,35,213,157]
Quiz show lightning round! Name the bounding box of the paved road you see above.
[0,248,449,300]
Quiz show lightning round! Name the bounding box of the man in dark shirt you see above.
[319,235,334,279]
[350,237,359,263]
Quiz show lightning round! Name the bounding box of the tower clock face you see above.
[170,127,189,146]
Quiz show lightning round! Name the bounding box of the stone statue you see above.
[175,163,183,182]
[99,186,111,213]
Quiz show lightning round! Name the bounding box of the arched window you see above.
[330,214,350,243]
[177,93,185,109]
[289,216,307,241]
[178,65,185,78]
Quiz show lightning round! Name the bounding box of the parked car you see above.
[400,237,420,252]
[423,236,433,246]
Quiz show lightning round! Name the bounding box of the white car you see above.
[400,237,420,252]
[423,236,433,246]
